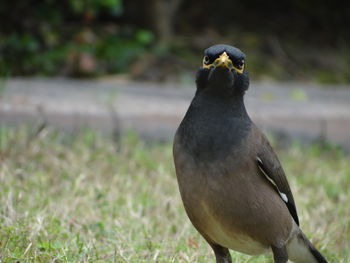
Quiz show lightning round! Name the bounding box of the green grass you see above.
[0,128,349,262]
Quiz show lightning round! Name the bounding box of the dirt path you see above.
[1,78,350,148]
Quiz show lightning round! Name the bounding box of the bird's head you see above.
[196,44,249,95]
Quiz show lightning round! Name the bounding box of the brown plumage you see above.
[173,44,328,263]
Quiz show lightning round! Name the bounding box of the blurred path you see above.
[1,78,350,148]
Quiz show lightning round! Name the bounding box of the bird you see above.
[173,44,328,263]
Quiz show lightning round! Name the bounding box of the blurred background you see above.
[1,0,350,83]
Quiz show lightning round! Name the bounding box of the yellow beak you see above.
[216,52,231,67]
[203,52,244,74]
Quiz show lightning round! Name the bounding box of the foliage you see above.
[0,127,348,262]
[1,0,350,82]
[69,0,123,16]
[0,0,153,76]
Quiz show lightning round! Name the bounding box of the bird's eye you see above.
[237,60,245,68]
[203,56,210,64]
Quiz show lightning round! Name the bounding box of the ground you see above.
[3,78,350,148]
[0,128,349,262]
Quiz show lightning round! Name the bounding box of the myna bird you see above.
[173,44,328,263]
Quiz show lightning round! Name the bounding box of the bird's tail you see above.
[287,227,328,263]
[304,235,328,263]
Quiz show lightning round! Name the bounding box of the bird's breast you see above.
[199,200,269,255]
[177,111,251,163]
[174,142,267,254]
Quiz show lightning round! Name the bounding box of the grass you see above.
[0,127,349,262]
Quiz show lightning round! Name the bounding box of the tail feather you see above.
[287,230,328,263]
[308,240,328,263]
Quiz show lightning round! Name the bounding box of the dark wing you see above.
[256,133,300,226]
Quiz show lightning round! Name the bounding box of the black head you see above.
[203,44,246,72]
[196,44,249,96]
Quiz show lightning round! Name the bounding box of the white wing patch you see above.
[256,157,289,203]
[280,193,288,203]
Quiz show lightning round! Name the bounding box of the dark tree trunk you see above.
[151,0,183,44]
